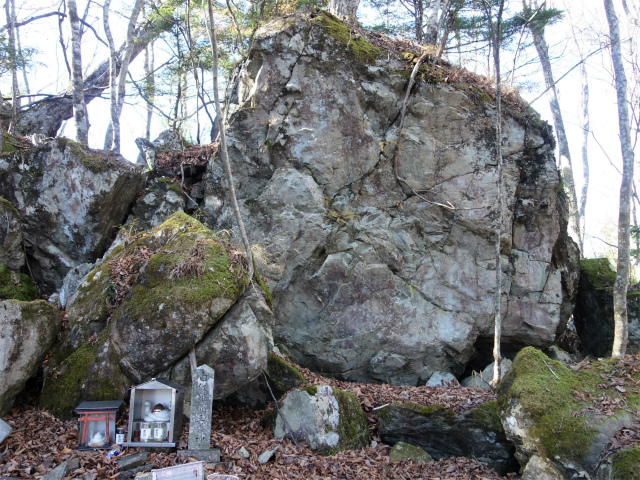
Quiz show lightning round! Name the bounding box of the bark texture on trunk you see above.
[16,4,175,138]
[605,0,635,357]
[328,0,360,24]
[103,0,117,150]
[578,61,590,253]
[530,26,581,247]
[67,0,89,145]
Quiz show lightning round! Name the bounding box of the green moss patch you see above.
[465,400,503,433]
[266,352,305,393]
[63,138,117,174]
[0,265,37,301]
[497,347,640,463]
[611,445,640,479]
[581,258,617,290]
[314,10,382,64]
[329,386,369,455]
[301,384,318,396]
[40,335,119,420]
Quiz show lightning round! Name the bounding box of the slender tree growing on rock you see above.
[205,0,254,281]
[605,0,635,357]
[66,0,89,145]
[480,0,505,387]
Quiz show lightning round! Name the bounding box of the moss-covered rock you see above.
[0,265,37,301]
[388,441,433,463]
[497,347,640,477]
[574,258,640,355]
[610,445,640,480]
[273,385,368,455]
[378,401,517,474]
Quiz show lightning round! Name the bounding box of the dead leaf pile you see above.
[169,240,211,280]
[156,143,217,172]
[106,246,157,308]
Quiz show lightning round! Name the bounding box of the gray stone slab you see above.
[0,419,11,444]
[188,365,214,451]
[116,452,149,471]
[41,462,67,480]
[176,448,220,463]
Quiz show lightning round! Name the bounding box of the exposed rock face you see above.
[42,212,273,419]
[0,197,25,271]
[0,138,143,294]
[273,385,368,454]
[574,258,640,356]
[378,401,517,474]
[202,11,579,384]
[497,347,638,478]
[0,300,61,415]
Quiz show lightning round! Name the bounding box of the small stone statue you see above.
[143,400,171,422]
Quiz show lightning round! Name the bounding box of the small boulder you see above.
[497,347,639,478]
[595,445,640,480]
[273,385,368,455]
[0,300,61,415]
[426,372,458,387]
[388,441,433,463]
[378,401,517,474]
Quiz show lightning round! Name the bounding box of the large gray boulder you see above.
[201,11,579,384]
[0,300,61,415]
[0,138,144,294]
[41,212,273,419]
[497,347,638,478]
[273,385,368,455]
[378,401,517,474]
[0,198,24,271]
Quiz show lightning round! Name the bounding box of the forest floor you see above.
[1,356,639,480]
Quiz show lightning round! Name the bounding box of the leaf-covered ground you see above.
[2,354,639,479]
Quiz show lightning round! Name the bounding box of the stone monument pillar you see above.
[177,365,220,463]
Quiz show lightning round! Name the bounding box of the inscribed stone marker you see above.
[187,365,215,451]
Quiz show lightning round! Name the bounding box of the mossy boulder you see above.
[0,265,37,301]
[388,441,433,463]
[0,300,61,416]
[497,347,640,478]
[44,212,271,418]
[0,197,25,271]
[609,445,640,480]
[378,401,517,474]
[574,258,640,355]
[273,385,368,455]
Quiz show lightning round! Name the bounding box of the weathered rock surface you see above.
[0,138,143,294]
[0,198,24,271]
[202,11,579,384]
[0,300,61,415]
[378,401,517,474]
[388,441,433,463]
[273,385,368,454]
[42,212,272,418]
[574,258,640,356]
[497,347,638,478]
[594,445,640,480]
[222,352,305,409]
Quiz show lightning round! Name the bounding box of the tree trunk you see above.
[4,0,19,128]
[480,0,505,387]
[66,0,89,145]
[144,40,155,141]
[328,0,360,23]
[206,0,254,282]
[529,25,581,246]
[16,2,176,138]
[605,0,635,357]
[112,0,145,153]
[103,0,117,150]
[578,60,589,253]
[423,0,441,44]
